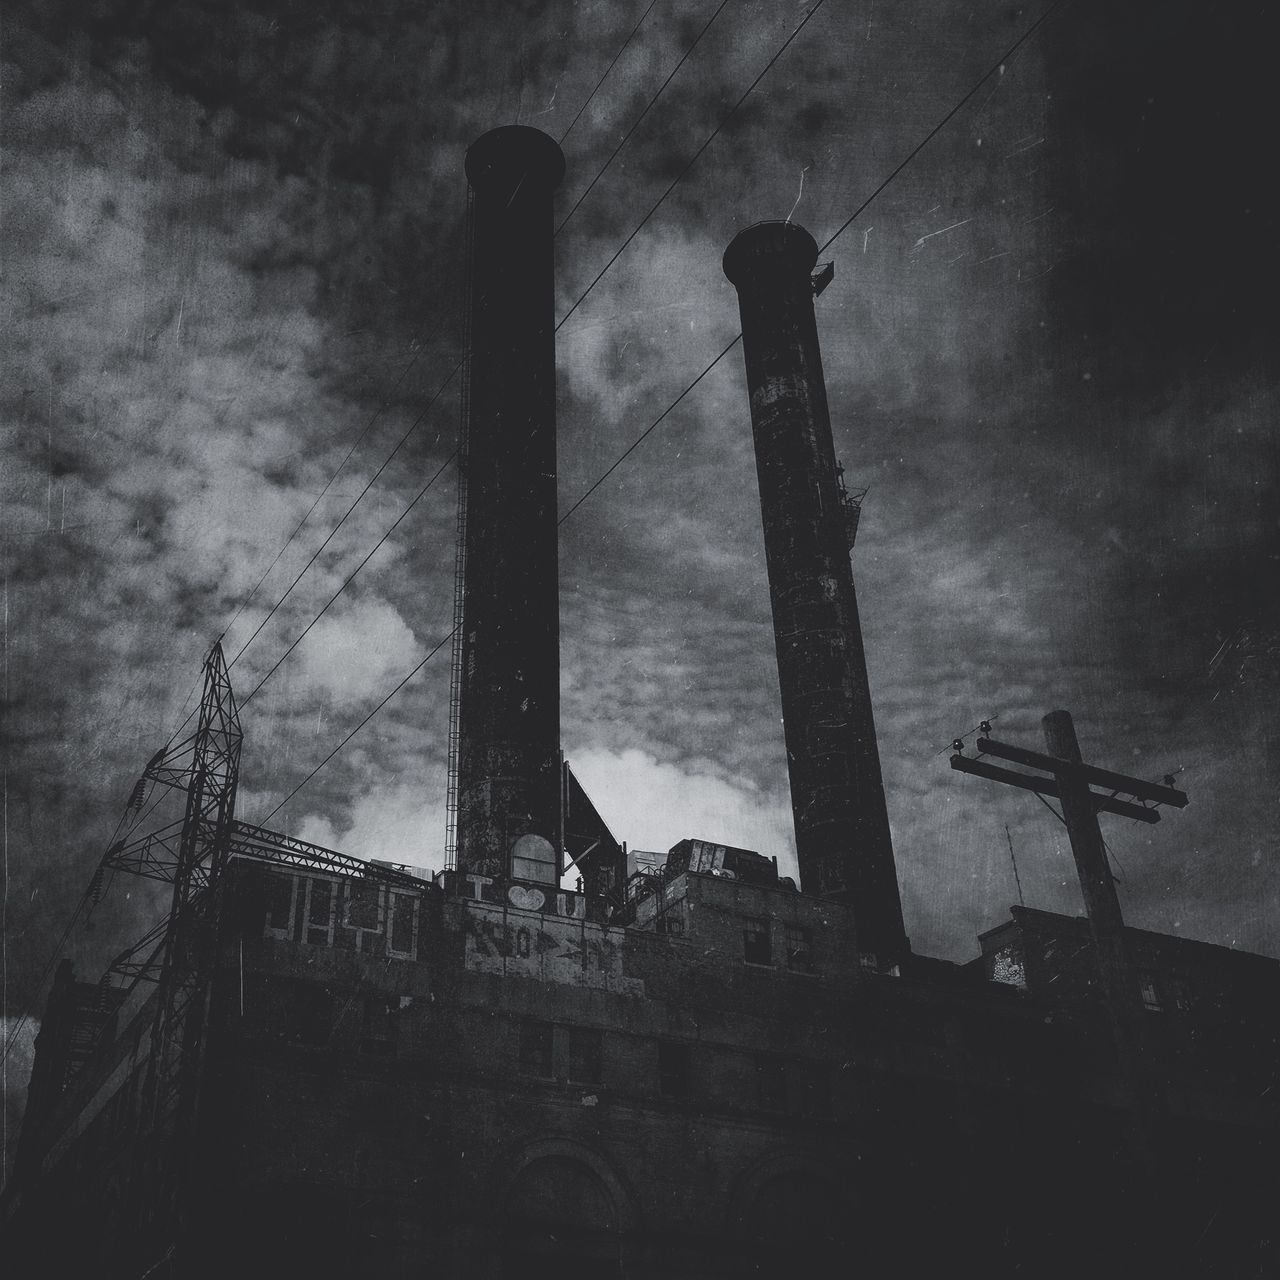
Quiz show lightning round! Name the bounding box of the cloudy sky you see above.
[3,0,1276,1146]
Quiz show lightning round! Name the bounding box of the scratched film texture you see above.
[2,0,1277,1166]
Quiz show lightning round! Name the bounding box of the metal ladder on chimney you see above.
[444,187,475,872]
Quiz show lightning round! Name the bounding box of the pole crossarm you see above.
[950,755,1162,824]
[975,737,1188,808]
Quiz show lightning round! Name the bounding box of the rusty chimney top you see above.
[724,220,907,969]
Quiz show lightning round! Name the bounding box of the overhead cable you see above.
[556,0,830,332]
[556,0,732,234]
[559,0,660,145]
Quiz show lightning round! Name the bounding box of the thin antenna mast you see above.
[1005,824,1025,907]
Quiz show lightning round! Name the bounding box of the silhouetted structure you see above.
[3,140,1278,1280]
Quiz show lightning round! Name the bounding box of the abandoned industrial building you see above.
[2,125,1277,1278]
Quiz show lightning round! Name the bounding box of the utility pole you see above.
[1038,710,1132,1015]
[952,710,1187,1011]
[951,709,1189,1166]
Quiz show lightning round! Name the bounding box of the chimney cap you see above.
[466,125,566,196]
[722,221,819,287]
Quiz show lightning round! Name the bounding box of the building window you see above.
[655,903,685,936]
[784,924,813,972]
[511,834,557,885]
[263,871,295,941]
[520,1019,554,1077]
[387,891,418,959]
[743,917,771,966]
[658,1041,692,1098]
[567,1027,602,1085]
[756,1056,787,1111]
[303,877,336,947]
[344,880,383,932]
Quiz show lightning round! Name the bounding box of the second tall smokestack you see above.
[724,221,906,968]
[456,127,565,881]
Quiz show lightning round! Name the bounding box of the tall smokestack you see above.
[456,126,565,881]
[723,221,906,968]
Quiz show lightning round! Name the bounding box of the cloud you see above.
[289,597,424,706]
[295,778,446,873]
[3,0,1276,1139]
[566,745,796,878]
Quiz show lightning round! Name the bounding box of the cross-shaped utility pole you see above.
[951,708,1188,1048]
[952,710,1191,1171]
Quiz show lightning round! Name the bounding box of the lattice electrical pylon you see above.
[113,640,242,1257]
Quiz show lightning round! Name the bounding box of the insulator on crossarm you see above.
[128,778,147,810]
[89,867,105,905]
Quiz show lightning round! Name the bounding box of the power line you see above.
[556,0,731,234]
[221,5,730,686]
[220,327,450,648]
[257,0,1069,821]
[558,333,742,525]
[239,451,458,709]
[260,629,455,825]
[559,0,659,145]
[5,15,752,1064]
[226,361,462,671]
[253,326,739,818]
[816,0,1068,256]
[556,0,830,332]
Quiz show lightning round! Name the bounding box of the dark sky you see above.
[2,0,1277,1151]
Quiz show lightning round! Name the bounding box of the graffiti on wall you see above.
[463,904,643,994]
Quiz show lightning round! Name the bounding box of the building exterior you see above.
[4,126,1278,1277]
[5,839,1279,1277]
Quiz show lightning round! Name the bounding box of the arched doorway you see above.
[503,1154,623,1277]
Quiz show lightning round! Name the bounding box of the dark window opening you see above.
[658,1041,692,1098]
[520,1020,554,1077]
[784,924,813,972]
[655,909,684,937]
[568,1027,602,1085]
[263,872,294,939]
[389,892,417,955]
[305,878,334,946]
[345,880,382,932]
[743,917,771,966]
